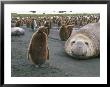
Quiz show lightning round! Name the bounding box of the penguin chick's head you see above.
[38,26,48,35]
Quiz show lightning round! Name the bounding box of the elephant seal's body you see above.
[65,22,100,59]
[11,27,25,36]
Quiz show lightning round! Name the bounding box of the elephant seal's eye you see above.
[72,41,75,43]
[85,42,89,45]
[71,41,75,45]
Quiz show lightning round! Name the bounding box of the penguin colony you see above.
[11,14,100,67]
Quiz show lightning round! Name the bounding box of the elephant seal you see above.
[64,22,100,59]
[27,28,49,67]
[11,27,25,36]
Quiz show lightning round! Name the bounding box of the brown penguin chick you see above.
[58,20,62,27]
[44,21,50,35]
[59,24,74,41]
[26,20,31,28]
[37,26,49,36]
[27,29,49,67]
[15,20,21,27]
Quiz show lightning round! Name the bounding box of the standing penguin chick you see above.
[31,18,37,31]
[44,21,50,35]
[59,25,74,41]
[27,29,49,67]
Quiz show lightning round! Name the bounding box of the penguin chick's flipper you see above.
[27,50,29,60]
[47,48,49,60]
[27,43,32,60]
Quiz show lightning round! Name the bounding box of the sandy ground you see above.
[11,24,100,77]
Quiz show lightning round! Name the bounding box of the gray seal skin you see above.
[11,27,25,36]
[64,22,100,59]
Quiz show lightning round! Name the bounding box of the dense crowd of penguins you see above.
[11,14,100,38]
